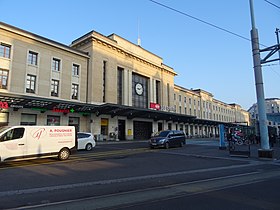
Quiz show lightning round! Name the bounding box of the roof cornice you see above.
[71,31,177,76]
[0,22,90,58]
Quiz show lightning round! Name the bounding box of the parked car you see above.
[77,132,96,151]
[149,130,186,149]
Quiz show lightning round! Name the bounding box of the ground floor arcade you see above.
[0,93,229,141]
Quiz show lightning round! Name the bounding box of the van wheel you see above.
[58,148,70,160]
[165,142,169,149]
[85,143,93,151]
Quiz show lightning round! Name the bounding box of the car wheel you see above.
[180,141,184,147]
[58,148,70,160]
[85,143,93,151]
[165,142,169,149]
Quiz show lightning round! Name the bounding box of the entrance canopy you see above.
[0,93,233,126]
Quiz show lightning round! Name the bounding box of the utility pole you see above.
[249,0,273,157]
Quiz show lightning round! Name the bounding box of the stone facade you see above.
[0,22,250,140]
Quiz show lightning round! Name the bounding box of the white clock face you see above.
[135,83,143,95]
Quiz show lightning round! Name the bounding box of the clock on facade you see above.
[135,83,144,96]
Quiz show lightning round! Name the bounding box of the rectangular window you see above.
[132,73,149,108]
[72,64,79,76]
[52,58,60,71]
[102,61,107,102]
[179,95,181,102]
[156,80,160,104]
[72,84,79,100]
[0,69,8,89]
[0,43,11,58]
[47,115,60,126]
[167,83,170,106]
[117,67,123,105]
[21,114,37,125]
[26,74,36,93]
[28,51,38,65]
[51,79,59,97]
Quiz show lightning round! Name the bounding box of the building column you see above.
[123,69,129,106]
[124,69,132,106]
[149,78,154,103]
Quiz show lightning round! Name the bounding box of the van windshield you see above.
[155,131,170,137]
[0,126,11,134]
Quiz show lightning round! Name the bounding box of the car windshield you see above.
[154,131,170,137]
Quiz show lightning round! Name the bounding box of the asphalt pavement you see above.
[98,137,280,161]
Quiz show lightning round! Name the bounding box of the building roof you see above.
[0,21,90,58]
[71,29,177,76]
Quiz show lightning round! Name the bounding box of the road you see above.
[0,139,280,210]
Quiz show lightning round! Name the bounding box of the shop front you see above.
[0,93,228,141]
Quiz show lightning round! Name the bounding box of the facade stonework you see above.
[0,22,250,140]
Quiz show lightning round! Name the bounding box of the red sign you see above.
[52,108,70,113]
[0,102,9,109]
[150,102,160,110]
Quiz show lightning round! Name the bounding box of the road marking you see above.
[9,170,280,210]
[161,150,252,162]
[0,160,260,198]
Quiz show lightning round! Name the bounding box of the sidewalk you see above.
[186,138,280,161]
[97,138,280,161]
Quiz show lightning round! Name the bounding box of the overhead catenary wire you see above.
[149,0,268,47]
[264,0,280,10]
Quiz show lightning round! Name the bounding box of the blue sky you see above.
[1,0,279,110]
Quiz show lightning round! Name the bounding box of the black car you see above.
[149,130,186,149]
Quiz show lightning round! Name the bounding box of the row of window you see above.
[28,51,80,76]
[0,72,75,97]
[50,79,80,98]
[175,105,236,122]
[174,94,235,115]
[26,74,79,99]
[1,43,80,76]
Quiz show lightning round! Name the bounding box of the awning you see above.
[0,93,233,126]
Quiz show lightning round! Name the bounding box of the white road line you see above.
[10,170,280,210]
[0,162,259,198]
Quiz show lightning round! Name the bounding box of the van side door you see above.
[0,127,26,161]
[168,131,175,146]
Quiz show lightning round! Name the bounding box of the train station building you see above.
[0,22,250,140]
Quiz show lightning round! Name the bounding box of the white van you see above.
[0,126,76,162]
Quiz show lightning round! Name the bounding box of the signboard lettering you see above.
[150,102,160,110]
[0,102,9,109]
